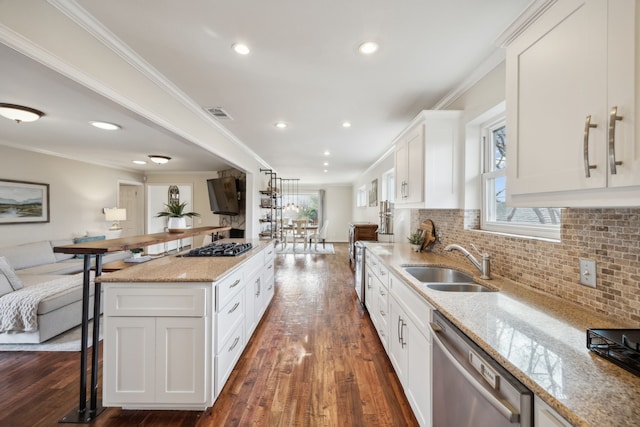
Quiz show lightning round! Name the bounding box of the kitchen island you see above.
[363,242,640,427]
[97,238,275,410]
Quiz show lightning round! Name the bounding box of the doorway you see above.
[118,181,144,237]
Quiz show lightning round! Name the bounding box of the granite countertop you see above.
[97,239,273,283]
[364,242,640,427]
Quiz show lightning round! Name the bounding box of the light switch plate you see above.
[579,258,596,288]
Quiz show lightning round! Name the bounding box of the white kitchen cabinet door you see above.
[103,317,156,405]
[395,123,425,205]
[506,0,640,206]
[405,318,431,427]
[389,296,409,387]
[535,395,571,427]
[155,317,207,404]
[245,271,260,337]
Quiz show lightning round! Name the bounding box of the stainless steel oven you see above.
[430,311,533,427]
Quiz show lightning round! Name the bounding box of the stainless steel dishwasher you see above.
[354,241,366,305]
[430,311,533,427]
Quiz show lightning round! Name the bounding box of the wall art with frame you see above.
[0,179,50,224]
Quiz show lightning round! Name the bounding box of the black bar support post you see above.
[60,254,104,423]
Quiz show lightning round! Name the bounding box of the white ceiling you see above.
[0,0,530,183]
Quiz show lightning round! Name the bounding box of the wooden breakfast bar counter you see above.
[52,226,230,423]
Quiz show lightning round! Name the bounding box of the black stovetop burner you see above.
[587,328,640,377]
[184,242,253,257]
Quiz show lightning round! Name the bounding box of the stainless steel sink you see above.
[425,283,495,292]
[402,265,496,292]
[403,266,474,283]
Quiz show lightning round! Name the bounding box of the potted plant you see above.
[130,247,144,259]
[156,201,200,232]
[407,231,425,252]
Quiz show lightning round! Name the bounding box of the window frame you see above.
[480,111,561,240]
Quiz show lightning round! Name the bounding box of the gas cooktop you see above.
[183,242,253,257]
[587,328,640,377]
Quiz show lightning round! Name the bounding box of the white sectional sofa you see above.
[0,238,129,344]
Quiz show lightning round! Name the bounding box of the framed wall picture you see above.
[369,179,378,207]
[0,179,50,224]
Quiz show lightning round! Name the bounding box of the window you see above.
[356,185,367,207]
[381,168,394,202]
[481,115,561,239]
[283,191,320,224]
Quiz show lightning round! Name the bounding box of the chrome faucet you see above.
[444,243,491,280]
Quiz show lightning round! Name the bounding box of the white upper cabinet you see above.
[505,0,640,207]
[393,110,463,209]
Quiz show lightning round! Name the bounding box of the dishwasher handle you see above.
[429,322,520,423]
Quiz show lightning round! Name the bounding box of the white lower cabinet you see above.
[103,286,209,409]
[389,272,433,427]
[535,395,571,427]
[103,242,276,410]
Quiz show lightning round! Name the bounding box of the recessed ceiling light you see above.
[90,121,121,130]
[132,160,147,165]
[342,121,352,128]
[358,41,379,55]
[232,43,250,55]
[274,122,288,129]
[323,162,329,166]
[148,155,171,164]
[0,103,44,123]
[324,150,330,156]
[323,169,328,173]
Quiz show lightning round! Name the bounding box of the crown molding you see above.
[494,0,557,47]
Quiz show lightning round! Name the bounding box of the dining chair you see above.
[291,218,309,251]
[310,219,330,250]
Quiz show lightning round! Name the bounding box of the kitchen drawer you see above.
[366,254,389,286]
[389,273,433,338]
[215,320,245,395]
[104,286,207,317]
[216,269,243,311]
[215,288,245,351]
[263,243,275,265]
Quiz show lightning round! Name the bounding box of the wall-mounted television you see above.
[207,177,240,216]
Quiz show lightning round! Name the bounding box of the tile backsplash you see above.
[413,208,640,326]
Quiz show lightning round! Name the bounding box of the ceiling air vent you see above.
[205,107,233,120]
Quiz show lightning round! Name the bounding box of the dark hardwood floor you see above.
[0,243,417,426]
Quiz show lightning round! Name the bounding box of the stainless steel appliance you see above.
[430,311,533,427]
[354,241,366,305]
[587,328,640,376]
[183,242,253,257]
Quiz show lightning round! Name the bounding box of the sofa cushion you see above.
[0,256,24,291]
[50,239,75,262]
[17,259,84,276]
[0,241,57,270]
[73,235,105,259]
[0,270,15,298]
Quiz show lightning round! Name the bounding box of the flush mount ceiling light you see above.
[274,122,288,129]
[132,160,147,165]
[90,121,121,130]
[0,103,45,123]
[232,43,250,55]
[148,155,171,164]
[358,41,379,55]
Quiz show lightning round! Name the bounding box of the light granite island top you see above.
[97,239,273,283]
[364,242,640,427]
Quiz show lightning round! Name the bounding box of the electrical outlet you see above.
[579,258,596,288]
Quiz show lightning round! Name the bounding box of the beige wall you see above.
[0,146,143,247]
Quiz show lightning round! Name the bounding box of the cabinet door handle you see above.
[228,336,240,352]
[380,309,386,317]
[397,316,403,344]
[256,278,261,297]
[608,106,623,174]
[230,279,241,288]
[583,115,597,177]
[228,301,240,314]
